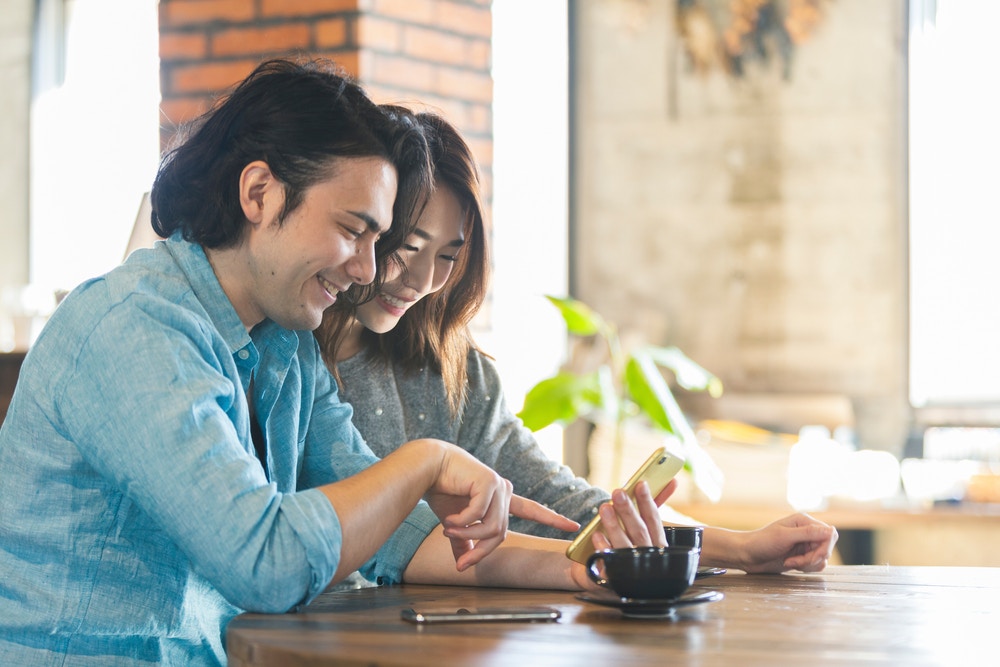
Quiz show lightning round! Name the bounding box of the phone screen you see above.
[564,445,685,564]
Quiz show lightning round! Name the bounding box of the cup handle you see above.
[585,552,608,586]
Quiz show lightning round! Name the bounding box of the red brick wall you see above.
[157,0,493,199]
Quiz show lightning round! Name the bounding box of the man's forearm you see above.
[321,439,444,580]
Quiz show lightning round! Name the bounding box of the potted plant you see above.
[517,295,724,501]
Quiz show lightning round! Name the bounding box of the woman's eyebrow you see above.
[411,227,465,246]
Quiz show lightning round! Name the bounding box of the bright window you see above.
[908,0,1000,408]
[30,0,160,293]
[489,1,570,461]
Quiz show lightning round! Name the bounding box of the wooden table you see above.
[226,566,999,666]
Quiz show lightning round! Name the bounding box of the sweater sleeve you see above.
[454,352,611,538]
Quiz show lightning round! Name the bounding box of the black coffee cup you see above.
[663,525,704,549]
[585,545,700,600]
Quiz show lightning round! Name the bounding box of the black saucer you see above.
[696,566,727,578]
[576,588,724,619]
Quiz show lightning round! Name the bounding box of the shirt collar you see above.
[164,232,252,356]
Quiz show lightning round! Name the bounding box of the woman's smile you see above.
[376,290,411,316]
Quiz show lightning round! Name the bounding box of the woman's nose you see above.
[404,256,434,293]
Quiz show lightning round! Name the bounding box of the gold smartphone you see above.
[565,445,685,564]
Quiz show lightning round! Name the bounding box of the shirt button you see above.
[238,349,250,360]
[374,408,383,416]
[418,413,425,421]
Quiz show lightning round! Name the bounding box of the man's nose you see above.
[348,240,377,286]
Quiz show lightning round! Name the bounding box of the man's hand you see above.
[423,443,579,572]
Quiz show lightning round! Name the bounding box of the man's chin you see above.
[274,310,325,332]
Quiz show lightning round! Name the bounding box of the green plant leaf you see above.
[631,352,699,440]
[629,353,724,501]
[517,371,602,432]
[544,295,604,337]
[642,345,723,397]
[624,354,676,435]
[523,294,725,501]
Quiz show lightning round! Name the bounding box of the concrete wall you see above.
[571,0,911,454]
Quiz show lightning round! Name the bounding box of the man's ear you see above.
[239,161,280,226]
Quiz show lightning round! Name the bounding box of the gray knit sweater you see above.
[337,347,611,538]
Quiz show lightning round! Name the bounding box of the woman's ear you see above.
[239,161,280,226]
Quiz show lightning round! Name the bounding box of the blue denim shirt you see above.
[0,235,439,666]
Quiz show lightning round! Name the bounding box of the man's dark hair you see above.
[150,58,431,297]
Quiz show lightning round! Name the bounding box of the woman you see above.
[316,112,838,575]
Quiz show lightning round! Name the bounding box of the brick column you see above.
[157,0,493,199]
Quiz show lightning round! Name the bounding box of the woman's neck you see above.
[335,318,364,362]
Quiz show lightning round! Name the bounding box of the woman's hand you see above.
[569,479,677,590]
[588,479,677,552]
[732,513,839,573]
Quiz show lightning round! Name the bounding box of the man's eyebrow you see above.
[412,227,465,247]
[348,210,388,235]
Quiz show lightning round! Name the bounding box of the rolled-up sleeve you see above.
[298,341,439,586]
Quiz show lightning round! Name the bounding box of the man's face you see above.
[237,156,398,332]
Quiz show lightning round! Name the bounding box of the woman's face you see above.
[355,185,466,334]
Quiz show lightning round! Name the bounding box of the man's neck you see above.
[204,244,262,333]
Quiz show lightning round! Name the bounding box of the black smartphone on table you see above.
[401,606,561,624]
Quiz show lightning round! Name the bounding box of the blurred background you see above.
[2,0,999,564]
